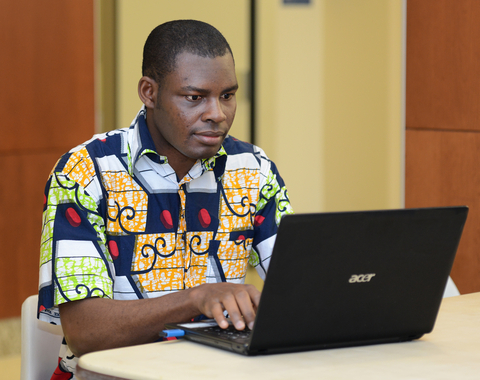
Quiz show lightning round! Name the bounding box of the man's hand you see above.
[189,283,261,330]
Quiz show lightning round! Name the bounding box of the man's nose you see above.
[202,98,227,123]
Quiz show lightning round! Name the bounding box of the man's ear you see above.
[138,76,158,109]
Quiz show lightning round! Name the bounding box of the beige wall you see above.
[322,0,405,212]
[257,0,405,213]
[257,1,325,213]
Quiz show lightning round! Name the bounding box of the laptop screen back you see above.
[249,207,468,353]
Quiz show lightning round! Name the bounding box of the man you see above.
[38,20,293,378]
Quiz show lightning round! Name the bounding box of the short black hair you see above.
[142,20,233,86]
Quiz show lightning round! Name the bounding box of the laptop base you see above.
[182,330,424,356]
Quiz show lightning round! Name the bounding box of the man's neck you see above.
[170,157,197,181]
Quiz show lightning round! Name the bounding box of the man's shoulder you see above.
[72,128,130,155]
[54,128,131,174]
[221,135,271,173]
[222,135,253,153]
[222,135,268,158]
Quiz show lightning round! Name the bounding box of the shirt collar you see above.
[128,106,228,178]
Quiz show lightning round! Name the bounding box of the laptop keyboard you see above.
[202,325,251,343]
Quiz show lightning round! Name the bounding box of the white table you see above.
[77,292,480,380]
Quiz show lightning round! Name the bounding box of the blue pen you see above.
[160,329,185,338]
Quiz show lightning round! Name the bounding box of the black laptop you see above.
[165,206,468,355]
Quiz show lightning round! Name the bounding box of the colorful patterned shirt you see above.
[38,107,293,378]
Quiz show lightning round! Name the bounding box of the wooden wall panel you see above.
[0,152,66,309]
[406,0,480,294]
[0,0,94,318]
[406,0,480,131]
[405,130,480,294]
[0,0,95,152]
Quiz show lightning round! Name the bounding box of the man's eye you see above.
[222,93,234,100]
[186,95,202,101]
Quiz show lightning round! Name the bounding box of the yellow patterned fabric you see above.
[38,107,292,321]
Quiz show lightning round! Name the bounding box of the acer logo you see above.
[349,274,376,283]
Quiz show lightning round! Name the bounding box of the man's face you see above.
[146,51,238,170]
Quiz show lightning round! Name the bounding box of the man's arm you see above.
[59,282,260,357]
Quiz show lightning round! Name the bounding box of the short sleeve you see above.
[38,151,114,324]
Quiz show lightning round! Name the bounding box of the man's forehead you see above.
[168,52,237,87]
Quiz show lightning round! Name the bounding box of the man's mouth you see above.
[194,131,226,145]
